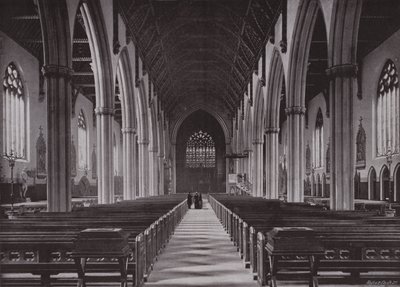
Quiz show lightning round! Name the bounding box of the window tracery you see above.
[313,108,324,168]
[3,62,26,158]
[377,60,399,156]
[185,130,215,168]
[78,110,89,170]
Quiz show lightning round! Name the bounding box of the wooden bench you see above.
[0,194,187,287]
[209,194,400,286]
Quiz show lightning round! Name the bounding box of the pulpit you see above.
[71,228,131,287]
[265,227,324,287]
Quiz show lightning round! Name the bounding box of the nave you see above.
[143,201,259,287]
[2,194,400,287]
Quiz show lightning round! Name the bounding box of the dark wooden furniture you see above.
[71,228,131,287]
[265,227,324,287]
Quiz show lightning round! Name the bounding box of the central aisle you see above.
[144,200,259,287]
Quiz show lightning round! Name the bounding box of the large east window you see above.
[313,108,324,168]
[377,60,399,156]
[2,62,27,158]
[186,130,215,168]
[78,110,89,169]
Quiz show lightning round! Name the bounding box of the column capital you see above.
[326,64,358,79]
[285,106,306,116]
[95,107,115,116]
[42,65,73,79]
[121,127,136,134]
[264,127,279,134]
[138,140,149,145]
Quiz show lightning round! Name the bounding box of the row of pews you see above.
[0,194,188,286]
[209,194,400,286]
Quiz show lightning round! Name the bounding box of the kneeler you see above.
[71,228,131,287]
[265,227,324,287]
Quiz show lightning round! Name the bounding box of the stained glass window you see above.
[3,62,26,158]
[313,108,324,168]
[185,130,215,168]
[377,60,399,156]
[78,110,89,169]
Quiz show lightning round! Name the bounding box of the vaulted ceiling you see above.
[2,0,400,122]
[118,0,282,116]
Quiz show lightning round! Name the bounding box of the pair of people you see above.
[187,192,202,209]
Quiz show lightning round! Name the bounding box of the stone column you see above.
[138,140,149,197]
[43,65,73,212]
[265,128,280,199]
[122,127,136,200]
[246,149,253,185]
[148,149,158,196]
[171,144,177,194]
[158,155,164,195]
[285,106,306,202]
[326,64,356,210]
[95,107,115,204]
[252,141,263,197]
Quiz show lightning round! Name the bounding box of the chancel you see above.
[0,0,399,286]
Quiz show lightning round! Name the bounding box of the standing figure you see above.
[187,192,193,209]
[199,193,203,209]
[194,192,199,209]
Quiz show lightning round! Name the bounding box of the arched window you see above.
[78,110,89,169]
[2,62,27,158]
[313,109,324,168]
[185,130,215,168]
[377,60,399,156]
[368,167,379,200]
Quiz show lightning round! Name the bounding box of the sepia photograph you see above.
[0,0,399,286]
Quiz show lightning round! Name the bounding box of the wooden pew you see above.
[209,194,400,286]
[0,195,187,287]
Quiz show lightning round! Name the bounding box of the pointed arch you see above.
[116,47,137,132]
[264,48,285,200]
[380,165,391,201]
[78,0,114,109]
[171,105,230,146]
[244,100,252,151]
[266,48,285,130]
[252,77,265,143]
[368,166,378,200]
[136,79,149,143]
[287,0,321,107]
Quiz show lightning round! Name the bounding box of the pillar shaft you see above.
[122,128,136,200]
[95,108,115,204]
[171,144,177,194]
[252,142,263,197]
[285,107,306,202]
[327,64,357,210]
[138,141,149,197]
[158,155,164,195]
[148,149,159,196]
[43,65,72,212]
[265,128,279,199]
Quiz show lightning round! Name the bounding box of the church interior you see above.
[1,0,400,286]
